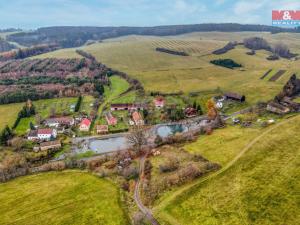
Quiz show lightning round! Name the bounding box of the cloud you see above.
[174,0,206,14]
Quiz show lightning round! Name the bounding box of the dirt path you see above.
[134,155,160,225]
[154,115,300,224]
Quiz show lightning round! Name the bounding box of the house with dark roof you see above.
[110,103,146,111]
[224,92,246,102]
[44,117,75,128]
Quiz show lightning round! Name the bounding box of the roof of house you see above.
[184,107,197,114]
[45,117,73,124]
[80,118,91,127]
[132,111,143,122]
[105,112,116,120]
[40,140,61,147]
[224,92,245,100]
[154,96,165,105]
[37,128,54,135]
[96,125,109,131]
[111,103,146,108]
[28,129,38,137]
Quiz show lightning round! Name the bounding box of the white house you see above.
[28,128,57,141]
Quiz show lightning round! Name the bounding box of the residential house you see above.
[110,103,146,111]
[105,112,118,126]
[267,101,290,114]
[39,140,61,151]
[184,107,197,118]
[28,128,57,141]
[44,117,75,128]
[131,111,144,125]
[224,92,246,102]
[79,118,91,132]
[154,96,165,108]
[96,125,109,134]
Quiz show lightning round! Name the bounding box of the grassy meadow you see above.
[0,103,23,131]
[34,32,300,106]
[0,171,129,225]
[157,115,300,225]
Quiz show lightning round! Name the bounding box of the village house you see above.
[28,128,57,141]
[38,140,62,152]
[44,116,75,128]
[105,112,118,126]
[110,103,146,111]
[131,111,144,125]
[267,101,290,114]
[184,107,197,118]
[224,92,246,102]
[154,96,165,108]
[79,118,91,132]
[96,125,109,134]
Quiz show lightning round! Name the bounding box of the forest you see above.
[7,23,299,48]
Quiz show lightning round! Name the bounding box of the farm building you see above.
[110,103,146,111]
[154,96,165,108]
[96,125,109,134]
[267,102,290,114]
[28,128,57,141]
[44,117,75,128]
[39,140,61,151]
[105,112,118,126]
[79,118,91,132]
[224,92,246,102]
[131,111,144,125]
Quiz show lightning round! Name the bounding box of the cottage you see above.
[154,96,165,108]
[96,125,109,134]
[105,112,118,126]
[224,92,246,102]
[28,128,57,141]
[110,103,146,111]
[39,140,61,151]
[79,118,91,131]
[267,101,290,114]
[184,107,197,118]
[44,117,75,128]
[131,111,144,125]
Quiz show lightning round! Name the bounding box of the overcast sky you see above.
[0,0,300,29]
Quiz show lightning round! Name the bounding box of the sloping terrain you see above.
[158,115,300,225]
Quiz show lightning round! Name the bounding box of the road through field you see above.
[154,114,300,225]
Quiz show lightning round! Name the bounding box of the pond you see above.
[156,124,188,138]
[89,136,130,153]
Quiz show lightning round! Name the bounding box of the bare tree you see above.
[127,125,147,153]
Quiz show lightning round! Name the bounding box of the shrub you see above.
[122,164,139,180]
[159,156,179,173]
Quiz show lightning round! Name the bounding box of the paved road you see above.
[134,155,160,225]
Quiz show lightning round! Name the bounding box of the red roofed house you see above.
[105,112,118,126]
[184,107,197,118]
[154,96,165,108]
[131,111,144,125]
[79,118,91,132]
[28,128,57,141]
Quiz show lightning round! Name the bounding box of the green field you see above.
[0,171,129,225]
[0,103,23,131]
[157,115,300,225]
[80,95,95,115]
[35,32,300,106]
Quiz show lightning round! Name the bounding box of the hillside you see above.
[0,171,129,225]
[6,24,298,48]
[34,32,300,106]
[157,115,300,225]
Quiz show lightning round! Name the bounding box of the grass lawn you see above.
[159,115,300,225]
[112,91,138,104]
[0,171,129,225]
[80,95,95,115]
[0,102,23,130]
[184,126,263,166]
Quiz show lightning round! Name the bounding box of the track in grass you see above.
[260,69,272,80]
[269,69,286,81]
